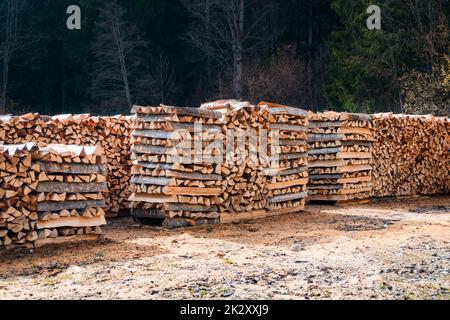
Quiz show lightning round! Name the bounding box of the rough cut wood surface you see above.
[371,113,449,197]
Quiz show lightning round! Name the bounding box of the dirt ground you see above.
[0,196,449,300]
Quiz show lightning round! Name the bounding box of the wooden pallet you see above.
[0,234,102,250]
[307,195,370,206]
[131,205,305,228]
[130,208,219,229]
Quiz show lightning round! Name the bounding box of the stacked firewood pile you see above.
[307,111,374,204]
[200,100,309,223]
[202,100,269,216]
[129,105,223,228]
[0,143,107,248]
[93,116,132,215]
[260,102,309,213]
[372,113,450,197]
[33,144,107,247]
[0,114,132,217]
[0,143,37,247]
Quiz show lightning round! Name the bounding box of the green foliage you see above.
[402,56,450,116]
[326,0,449,114]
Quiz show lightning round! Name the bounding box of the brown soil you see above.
[0,195,449,300]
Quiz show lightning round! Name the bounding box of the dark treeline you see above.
[0,0,448,116]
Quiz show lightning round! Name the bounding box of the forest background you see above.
[0,0,448,116]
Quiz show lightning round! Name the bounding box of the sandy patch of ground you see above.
[0,196,449,300]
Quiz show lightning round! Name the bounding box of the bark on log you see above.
[36,182,107,193]
[37,200,106,212]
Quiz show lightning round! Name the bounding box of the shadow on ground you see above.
[0,219,165,279]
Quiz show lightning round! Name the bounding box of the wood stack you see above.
[33,114,132,216]
[0,113,42,145]
[0,114,132,217]
[201,100,309,223]
[201,100,269,216]
[372,113,450,197]
[0,143,107,248]
[259,102,309,213]
[92,116,132,215]
[0,143,38,247]
[32,144,107,247]
[307,111,374,204]
[129,105,224,228]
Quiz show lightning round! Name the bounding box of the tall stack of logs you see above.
[34,144,107,246]
[201,100,309,223]
[0,143,107,248]
[201,100,270,216]
[372,113,450,197]
[0,144,37,247]
[129,105,223,228]
[307,111,374,204]
[260,102,309,213]
[0,114,132,217]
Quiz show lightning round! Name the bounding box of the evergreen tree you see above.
[326,0,449,114]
